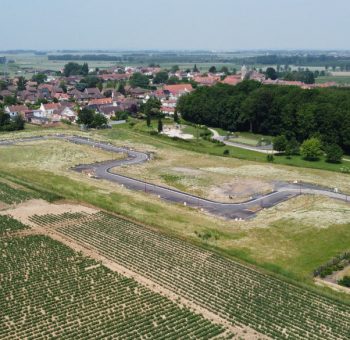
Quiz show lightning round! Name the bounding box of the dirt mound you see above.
[208,179,273,203]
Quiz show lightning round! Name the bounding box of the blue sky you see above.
[1,0,349,50]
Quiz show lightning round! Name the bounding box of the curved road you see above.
[1,135,349,220]
[209,128,277,154]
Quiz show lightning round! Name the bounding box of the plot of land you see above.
[0,235,225,339]
[29,210,350,339]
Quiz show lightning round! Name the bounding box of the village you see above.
[1,62,339,126]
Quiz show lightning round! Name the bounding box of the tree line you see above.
[176,81,350,153]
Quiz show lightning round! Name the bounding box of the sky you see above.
[1,0,349,51]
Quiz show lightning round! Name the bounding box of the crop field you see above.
[0,235,226,339]
[0,215,28,235]
[31,211,350,339]
[0,181,38,205]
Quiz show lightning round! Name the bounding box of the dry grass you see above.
[0,140,123,175]
[2,130,350,288]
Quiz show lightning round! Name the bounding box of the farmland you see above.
[0,234,227,339]
[30,211,350,339]
[0,129,350,338]
[0,215,28,235]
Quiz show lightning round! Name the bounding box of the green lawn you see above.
[102,121,350,175]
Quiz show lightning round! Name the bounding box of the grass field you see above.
[316,75,350,85]
[1,129,350,293]
[104,121,350,174]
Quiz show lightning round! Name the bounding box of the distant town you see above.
[0,58,344,127]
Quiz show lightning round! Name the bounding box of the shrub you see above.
[266,154,274,162]
[300,138,322,161]
[338,276,350,287]
[60,118,72,125]
[273,135,288,152]
[223,149,230,155]
[325,144,343,163]
[285,138,300,156]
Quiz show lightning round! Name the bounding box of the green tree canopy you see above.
[142,97,161,117]
[17,76,27,91]
[325,144,343,163]
[32,73,47,84]
[77,108,95,126]
[153,71,169,84]
[273,135,288,152]
[63,62,89,77]
[129,73,150,88]
[300,138,323,161]
[209,66,217,73]
[265,67,278,80]
[91,113,108,128]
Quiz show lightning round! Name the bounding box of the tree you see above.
[63,62,89,77]
[167,76,180,85]
[300,138,323,161]
[91,113,108,128]
[0,109,24,131]
[146,114,151,127]
[4,95,17,105]
[303,70,315,84]
[209,66,217,73]
[81,76,100,88]
[157,118,163,133]
[0,80,7,91]
[17,76,26,91]
[265,67,278,80]
[220,66,229,74]
[81,63,89,76]
[12,115,25,130]
[153,71,169,84]
[174,110,180,123]
[59,81,67,93]
[325,144,343,163]
[171,65,180,73]
[142,97,161,116]
[117,83,125,95]
[0,110,10,127]
[129,72,149,88]
[285,138,300,156]
[77,108,95,127]
[32,73,47,84]
[273,135,288,152]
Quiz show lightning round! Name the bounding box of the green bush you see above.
[338,276,350,287]
[325,144,343,163]
[300,138,322,161]
[266,154,274,162]
[273,135,287,152]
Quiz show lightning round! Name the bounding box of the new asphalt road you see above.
[1,135,349,219]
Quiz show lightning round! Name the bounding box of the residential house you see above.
[5,104,29,118]
[193,75,220,86]
[221,75,242,86]
[84,88,103,99]
[40,102,61,116]
[163,84,193,99]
